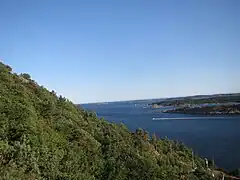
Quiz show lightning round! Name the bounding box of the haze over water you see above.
[83,100,240,171]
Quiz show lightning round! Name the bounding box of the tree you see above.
[0,62,12,72]
[51,90,57,96]
[143,131,149,141]
[151,133,157,144]
[136,128,144,137]
[20,73,31,80]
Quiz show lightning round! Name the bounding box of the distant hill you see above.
[0,61,228,179]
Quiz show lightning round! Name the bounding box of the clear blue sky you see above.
[0,0,239,103]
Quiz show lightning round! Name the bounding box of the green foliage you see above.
[0,62,214,179]
[20,73,31,80]
[0,62,12,72]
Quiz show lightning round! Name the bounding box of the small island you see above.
[163,104,240,116]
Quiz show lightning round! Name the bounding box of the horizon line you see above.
[79,92,240,105]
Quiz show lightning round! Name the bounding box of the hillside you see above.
[0,62,220,179]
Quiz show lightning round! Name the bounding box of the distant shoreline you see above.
[162,104,240,116]
[152,116,239,120]
[151,93,240,108]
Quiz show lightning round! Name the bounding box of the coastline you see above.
[162,104,240,116]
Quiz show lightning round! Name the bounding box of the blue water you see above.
[82,101,240,170]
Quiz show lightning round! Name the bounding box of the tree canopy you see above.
[0,62,216,179]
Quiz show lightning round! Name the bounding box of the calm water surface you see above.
[82,101,240,170]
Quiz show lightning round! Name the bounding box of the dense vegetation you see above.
[152,94,240,107]
[0,62,229,179]
[164,104,240,115]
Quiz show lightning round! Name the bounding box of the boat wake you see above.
[152,117,229,120]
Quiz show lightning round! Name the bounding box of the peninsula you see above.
[151,93,240,108]
[163,104,240,116]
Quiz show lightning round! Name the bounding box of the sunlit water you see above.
[82,101,240,170]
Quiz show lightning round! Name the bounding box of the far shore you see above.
[162,104,240,116]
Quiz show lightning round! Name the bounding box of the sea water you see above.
[82,101,240,170]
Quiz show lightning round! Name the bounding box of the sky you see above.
[0,0,239,103]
